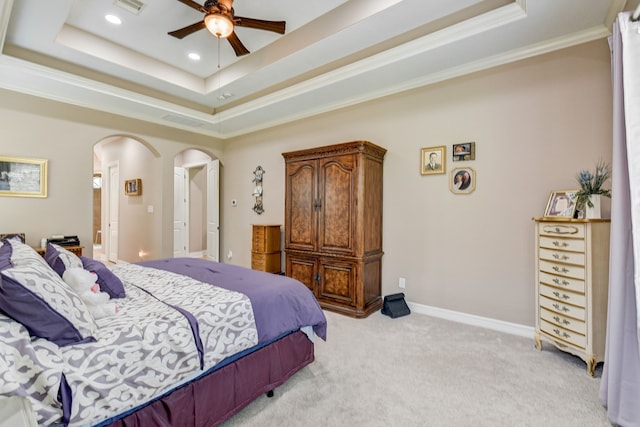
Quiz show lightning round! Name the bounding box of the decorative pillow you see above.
[0,262,97,346]
[80,257,126,299]
[7,238,49,268]
[45,243,83,277]
[0,240,12,271]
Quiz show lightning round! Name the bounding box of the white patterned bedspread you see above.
[0,263,258,427]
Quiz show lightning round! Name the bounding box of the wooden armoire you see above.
[282,141,386,318]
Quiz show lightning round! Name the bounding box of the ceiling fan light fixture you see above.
[204,13,234,38]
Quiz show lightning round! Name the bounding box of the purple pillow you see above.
[45,243,82,277]
[0,263,97,346]
[81,257,125,299]
[0,241,12,271]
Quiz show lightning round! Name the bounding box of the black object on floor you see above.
[381,293,410,318]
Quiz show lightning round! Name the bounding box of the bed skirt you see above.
[103,330,315,427]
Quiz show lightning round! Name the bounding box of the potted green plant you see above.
[575,160,611,218]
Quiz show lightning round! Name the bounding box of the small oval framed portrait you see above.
[450,167,475,194]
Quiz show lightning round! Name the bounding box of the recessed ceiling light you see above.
[105,14,122,25]
[188,52,201,61]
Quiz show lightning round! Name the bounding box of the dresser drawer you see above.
[540,223,585,238]
[539,271,585,294]
[539,248,585,266]
[539,236,585,253]
[539,260,585,280]
[540,307,586,335]
[252,225,281,252]
[539,283,585,308]
[539,294,585,321]
[540,319,586,349]
[251,251,281,273]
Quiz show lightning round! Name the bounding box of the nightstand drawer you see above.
[539,236,585,253]
[539,260,585,280]
[540,284,585,308]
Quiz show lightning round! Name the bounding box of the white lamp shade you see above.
[204,13,234,38]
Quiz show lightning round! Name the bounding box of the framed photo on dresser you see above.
[544,190,578,218]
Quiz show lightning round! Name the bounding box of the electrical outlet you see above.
[399,277,406,289]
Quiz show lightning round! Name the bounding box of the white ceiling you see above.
[0,0,630,139]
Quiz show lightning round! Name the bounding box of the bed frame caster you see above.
[266,390,274,398]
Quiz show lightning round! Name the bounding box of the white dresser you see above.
[533,218,610,376]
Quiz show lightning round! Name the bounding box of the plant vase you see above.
[586,194,601,219]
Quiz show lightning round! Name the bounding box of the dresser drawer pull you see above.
[552,303,570,312]
[552,277,570,287]
[552,253,570,261]
[552,240,569,248]
[552,315,571,326]
[553,328,571,339]
[552,291,570,300]
[552,265,570,274]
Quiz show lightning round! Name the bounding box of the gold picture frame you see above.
[450,167,476,194]
[420,146,446,175]
[452,142,476,162]
[544,190,578,218]
[124,178,142,196]
[0,156,48,198]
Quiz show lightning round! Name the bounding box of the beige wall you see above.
[0,39,612,327]
[0,93,224,261]
[222,39,613,326]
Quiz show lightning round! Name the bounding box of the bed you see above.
[0,238,327,426]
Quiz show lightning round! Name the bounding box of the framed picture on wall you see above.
[544,190,578,218]
[125,178,142,196]
[452,142,475,161]
[420,146,446,175]
[0,155,48,198]
[449,167,476,194]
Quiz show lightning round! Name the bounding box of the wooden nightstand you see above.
[35,245,84,257]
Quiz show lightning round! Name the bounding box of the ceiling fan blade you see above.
[176,0,208,14]
[227,32,250,56]
[168,21,206,39]
[234,16,286,34]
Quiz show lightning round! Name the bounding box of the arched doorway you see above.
[174,149,220,261]
[93,136,161,263]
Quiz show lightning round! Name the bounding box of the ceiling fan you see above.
[169,0,286,57]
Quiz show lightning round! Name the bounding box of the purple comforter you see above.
[137,258,327,343]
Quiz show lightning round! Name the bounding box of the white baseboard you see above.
[189,251,204,258]
[407,301,534,339]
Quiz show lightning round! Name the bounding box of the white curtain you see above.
[599,12,640,426]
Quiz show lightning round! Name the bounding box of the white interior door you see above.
[107,162,119,263]
[206,159,220,261]
[173,167,187,257]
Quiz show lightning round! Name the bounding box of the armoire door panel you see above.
[287,255,316,294]
[319,261,355,304]
[318,155,355,255]
[285,161,316,251]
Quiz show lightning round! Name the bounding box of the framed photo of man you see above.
[420,146,446,175]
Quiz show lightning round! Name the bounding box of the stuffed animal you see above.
[62,268,118,319]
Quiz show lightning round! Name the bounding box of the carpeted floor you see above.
[221,310,611,427]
